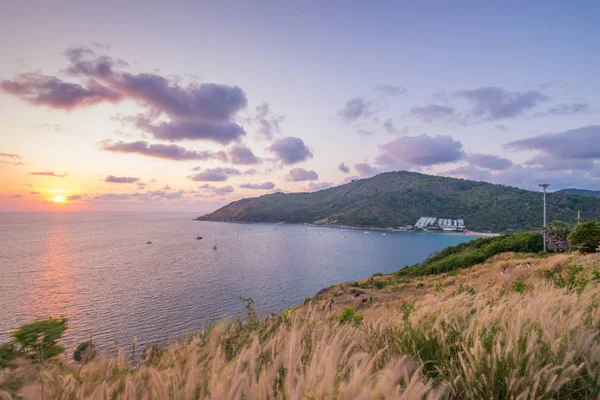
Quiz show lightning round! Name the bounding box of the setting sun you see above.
[53,195,65,203]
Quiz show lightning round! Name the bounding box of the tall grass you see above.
[1,254,599,399]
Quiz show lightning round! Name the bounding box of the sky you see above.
[1,0,599,212]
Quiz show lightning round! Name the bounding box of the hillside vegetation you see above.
[2,251,600,399]
[398,231,544,276]
[199,171,600,232]
[557,188,600,198]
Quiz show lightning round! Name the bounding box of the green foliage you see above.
[373,280,386,289]
[398,232,543,277]
[512,279,526,293]
[434,281,443,292]
[338,307,363,326]
[457,283,476,295]
[73,341,97,363]
[567,221,600,252]
[546,265,595,294]
[12,318,67,361]
[372,272,383,277]
[544,220,571,252]
[198,171,600,232]
[0,342,18,368]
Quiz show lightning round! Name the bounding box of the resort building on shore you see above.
[414,217,466,231]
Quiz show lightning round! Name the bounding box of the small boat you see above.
[147,241,152,244]
[213,236,217,250]
[381,233,387,236]
[196,236,203,240]
[364,231,369,234]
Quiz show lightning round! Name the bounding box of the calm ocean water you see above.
[0,212,474,353]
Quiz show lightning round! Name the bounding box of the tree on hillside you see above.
[567,221,600,252]
[544,221,571,252]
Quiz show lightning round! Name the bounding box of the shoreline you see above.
[303,223,500,237]
[196,218,501,237]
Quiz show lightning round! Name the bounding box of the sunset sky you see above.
[1,1,599,212]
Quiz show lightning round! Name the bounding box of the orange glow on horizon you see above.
[53,195,66,203]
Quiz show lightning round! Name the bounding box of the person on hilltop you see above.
[328,299,334,312]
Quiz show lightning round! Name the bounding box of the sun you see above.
[53,195,66,203]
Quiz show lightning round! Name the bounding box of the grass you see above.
[1,252,599,399]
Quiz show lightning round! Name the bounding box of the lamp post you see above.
[539,183,550,252]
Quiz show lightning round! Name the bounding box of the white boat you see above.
[381,233,387,236]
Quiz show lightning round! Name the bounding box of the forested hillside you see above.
[557,188,600,198]
[198,171,600,232]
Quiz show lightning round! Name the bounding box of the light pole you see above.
[539,183,550,252]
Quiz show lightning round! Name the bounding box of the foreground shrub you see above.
[338,307,363,325]
[73,341,97,363]
[11,318,67,361]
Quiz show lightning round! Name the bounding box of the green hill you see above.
[557,188,600,198]
[198,171,600,232]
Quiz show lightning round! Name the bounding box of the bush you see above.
[512,279,526,293]
[374,280,386,289]
[567,221,600,252]
[73,341,97,363]
[338,307,363,326]
[398,232,543,277]
[0,342,18,368]
[544,221,571,252]
[12,318,67,361]
[546,265,594,294]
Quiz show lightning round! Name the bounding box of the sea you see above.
[0,212,474,354]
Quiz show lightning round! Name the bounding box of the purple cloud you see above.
[409,104,454,123]
[1,72,121,109]
[251,102,284,140]
[383,119,398,134]
[145,119,245,144]
[268,137,313,165]
[3,47,248,144]
[455,86,549,121]
[524,154,594,171]
[543,103,589,116]
[373,84,406,97]
[505,125,600,160]
[105,175,139,183]
[338,162,350,173]
[102,140,228,161]
[228,145,261,165]
[188,167,241,182]
[10,194,23,198]
[465,153,513,171]
[239,182,276,190]
[337,97,372,122]
[376,134,464,167]
[30,171,68,178]
[287,168,318,181]
[198,184,234,195]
